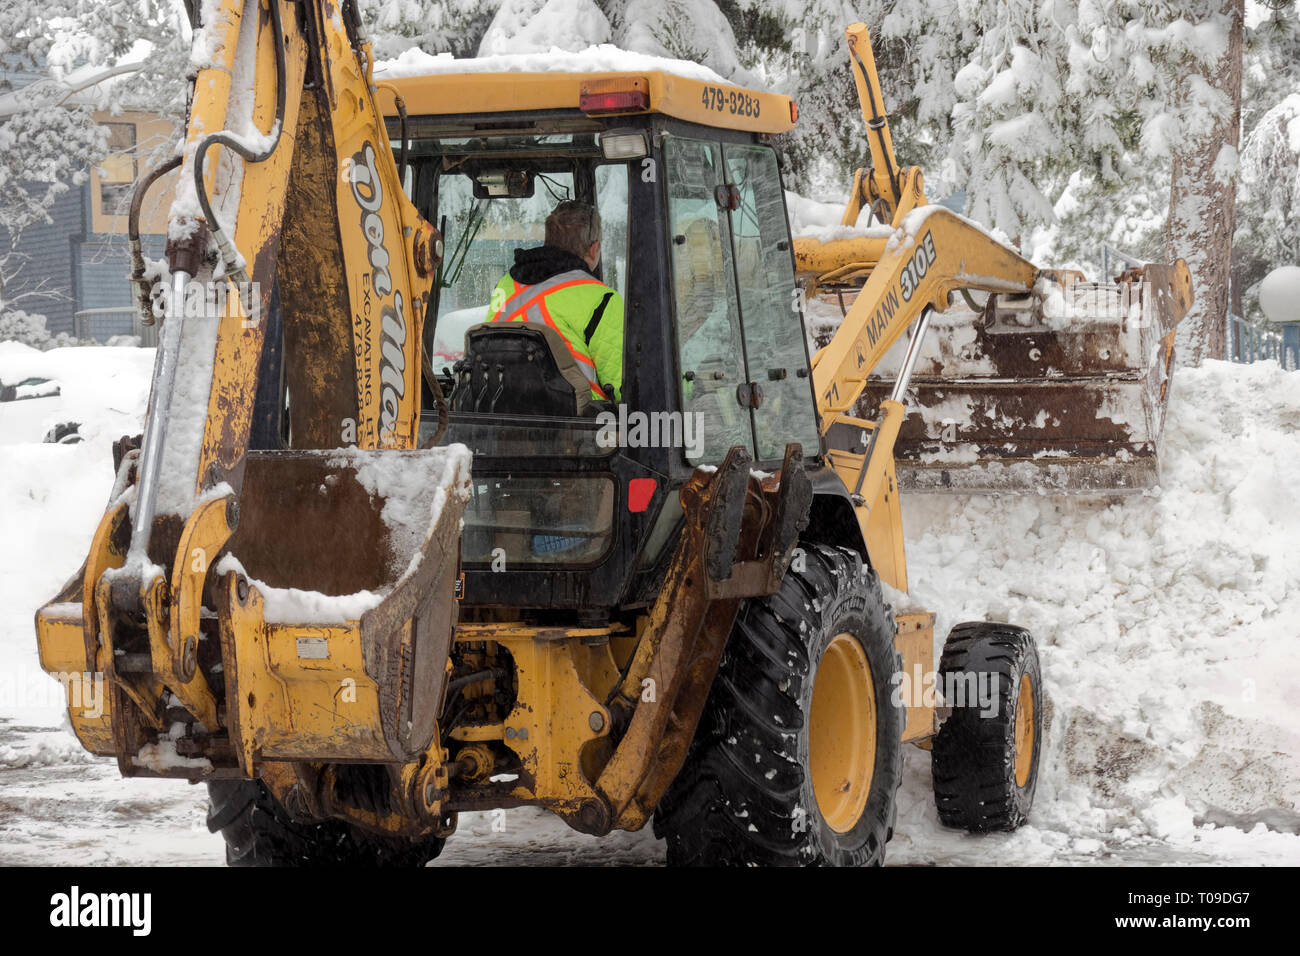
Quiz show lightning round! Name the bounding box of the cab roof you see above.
[383,70,797,136]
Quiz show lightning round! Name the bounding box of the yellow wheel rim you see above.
[1013,673,1035,788]
[809,633,876,833]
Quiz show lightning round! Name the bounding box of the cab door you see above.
[722,143,821,462]
[664,136,752,463]
[664,135,820,465]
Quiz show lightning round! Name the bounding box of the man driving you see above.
[486,200,624,402]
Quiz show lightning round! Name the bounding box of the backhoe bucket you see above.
[842,263,1193,494]
[34,446,472,778]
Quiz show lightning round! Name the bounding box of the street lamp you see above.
[1259,266,1300,369]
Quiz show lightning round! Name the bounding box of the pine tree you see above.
[1233,4,1300,316]
[947,0,1075,243]
[1236,93,1300,313]
[0,0,185,313]
[359,0,501,59]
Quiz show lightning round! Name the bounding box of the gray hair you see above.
[545,200,601,258]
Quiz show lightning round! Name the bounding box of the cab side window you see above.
[723,144,820,462]
[664,137,752,463]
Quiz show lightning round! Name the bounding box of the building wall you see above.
[1,184,85,336]
[1,97,176,341]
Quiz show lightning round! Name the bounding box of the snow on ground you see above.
[0,342,154,726]
[1,343,1297,865]
[888,358,1300,865]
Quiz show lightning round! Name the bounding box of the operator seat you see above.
[449,322,607,417]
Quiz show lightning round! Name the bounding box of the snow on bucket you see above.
[214,446,470,770]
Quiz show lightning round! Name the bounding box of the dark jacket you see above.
[508,245,596,285]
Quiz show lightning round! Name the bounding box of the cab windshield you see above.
[409,132,630,372]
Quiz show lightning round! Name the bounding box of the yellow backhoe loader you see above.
[34,5,1190,865]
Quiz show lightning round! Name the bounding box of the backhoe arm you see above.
[133,0,440,568]
[36,0,466,787]
[840,22,928,229]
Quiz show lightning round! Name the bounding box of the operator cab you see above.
[386,71,824,608]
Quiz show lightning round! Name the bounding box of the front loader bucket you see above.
[838,264,1193,494]
[34,445,472,778]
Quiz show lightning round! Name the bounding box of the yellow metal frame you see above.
[218,575,396,770]
[894,613,936,743]
[385,70,796,135]
[447,625,620,821]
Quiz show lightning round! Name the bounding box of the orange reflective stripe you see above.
[501,279,604,322]
[493,270,597,322]
[538,300,603,397]
[491,273,607,399]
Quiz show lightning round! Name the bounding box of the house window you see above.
[98,122,137,216]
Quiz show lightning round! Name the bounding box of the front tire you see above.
[931,622,1043,832]
[206,779,447,867]
[654,543,903,866]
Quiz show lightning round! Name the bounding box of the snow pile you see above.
[0,341,154,453]
[0,344,155,726]
[376,43,727,83]
[890,358,1300,861]
[477,0,612,56]
[0,731,100,770]
[785,190,894,244]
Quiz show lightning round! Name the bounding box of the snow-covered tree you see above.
[481,0,611,55]
[762,1,975,199]
[0,0,186,312]
[948,0,1074,242]
[938,0,1250,362]
[1236,93,1300,311]
[359,0,500,59]
[1233,3,1300,315]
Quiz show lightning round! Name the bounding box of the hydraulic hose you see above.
[128,154,183,326]
[192,0,288,288]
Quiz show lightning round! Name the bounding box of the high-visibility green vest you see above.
[486,270,624,402]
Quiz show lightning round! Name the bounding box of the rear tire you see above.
[654,543,903,866]
[931,622,1042,832]
[206,779,446,867]
[43,422,81,444]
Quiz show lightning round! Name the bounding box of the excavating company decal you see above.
[349,141,406,437]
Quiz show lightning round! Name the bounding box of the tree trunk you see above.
[1165,0,1243,366]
